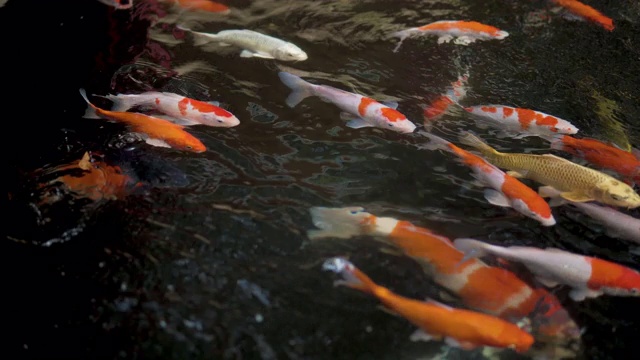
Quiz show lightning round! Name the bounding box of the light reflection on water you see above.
[6,0,640,359]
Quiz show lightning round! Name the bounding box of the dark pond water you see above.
[4,0,640,359]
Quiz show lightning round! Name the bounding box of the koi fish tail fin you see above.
[79,88,100,119]
[278,71,313,108]
[307,207,370,240]
[452,238,492,261]
[177,24,216,46]
[389,29,412,53]
[418,131,453,152]
[322,257,377,295]
[458,131,498,155]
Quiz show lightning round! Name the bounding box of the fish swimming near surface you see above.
[167,0,230,14]
[391,20,509,52]
[540,186,640,245]
[463,105,579,139]
[322,257,535,352]
[307,207,581,340]
[278,71,416,133]
[453,238,640,301]
[420,132,555,226]
[97,0,133,9]
[423,72,469,124]
[98,91,240,128]
[542,134,640,185]
[458,131,640,209]
[179,27,308,61]
[551,0,614,31]
[80,89,207,153]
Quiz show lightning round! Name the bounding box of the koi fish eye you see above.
[186,145,193,150]
[387,123,394,127]
[217,119,224,123]
[631,288,640,295]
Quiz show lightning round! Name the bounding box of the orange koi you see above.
[79,89,207,153]
[421,133,555,226]
[544,134,640,185]
[323,257,535,352]
[307,207,580,340]
[552,0,614,31]
[392,20,509,52]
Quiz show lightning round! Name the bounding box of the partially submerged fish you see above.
[453,238,640,301]
[80,89,207,153]
[463,105,579,139]
[423,72,469,124]
[551,0,614,31]
[420,132,555,226]
[458,131,640,208]
[99,91,240,128]
[307,207,580,340]
[540,186,640,244]
[278,71,416,133]
[391,20,509,52]
[323,257,535,352]
[179,27,308,61]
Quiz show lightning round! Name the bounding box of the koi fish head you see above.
[493,30,509,40]
[307,207,372,240]
[602,267,640,296]
[595,179,640,209]
[511,199,556,226]
[498,327,535,354]
[274,44,308,61]
[376,108,417,133]
[549,121,579,135]
[169,133,207,153]
[200,112,241,127]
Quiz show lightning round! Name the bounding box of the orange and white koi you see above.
[423,72,469,123]
[551,0,614,31]
[323,257,535,352]
[464,105,579,138]
[421,133,555,226]
[99,91,240,128]
[454,238,640,301]
[307,207,580,340]
[168,0,229,14]
[97,0,132,9]
[543,134,640,185]
[391,20,509,52]
[80,89,207,153]
[278,71,416,133]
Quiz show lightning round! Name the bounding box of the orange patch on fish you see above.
[481,106,498,113]
[501,175,553,219]
[187,99,233,117]
[380,107,406,122]
[155,98,161,105]
[502,107,514,117]
[586,258,639,289]
[418,21,503,36]
[424,96,454,120]
[178,98,189,116]
[515,108,536,130]
[358,97,377,117]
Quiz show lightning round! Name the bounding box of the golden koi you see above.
[458,131,640,208]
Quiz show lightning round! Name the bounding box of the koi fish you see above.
[551,0,614,31]
[458,131,640,208]
[98,91,240,128]
[463,105,579,138]
[307,207,580,340]
[543,134,640,185]
[453,238,640,301]
[391,20,509,52]
[423,72,468,123]
[38,152,142,204]
[179,27,308,61]
[421,133,555,226]
[278,72,416,133]
[169,0,229,14]
[540,186,640,244]
[323,257,535,352]
[97,0,132,9]
[80,89,207,153]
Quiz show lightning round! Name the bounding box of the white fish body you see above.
[278,72,416,133]
[184,28,308,61]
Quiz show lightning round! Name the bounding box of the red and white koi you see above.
[323,257,535,352]
[421,132,556,226]
[307,207,580,340]
[278,71,416,133]
[99,91,240,128]
[551,0,614,31]
[543,134,640,185]
[392,20,509,52]
[454,238,640,301]
[423,72,469,123]
[464,105,579,138]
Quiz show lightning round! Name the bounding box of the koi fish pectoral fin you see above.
[506,170,526,178]
[436,35,454,44]
[142,137,172,149]
[345,118,374,129]
[240,50,275,59]
[559,192,593,203]
[445,337,478,350]
[535,276,560,288]
[409,329,440,342]
[483,189,512,207]
[453,36,475,46]
[569,288,602,302]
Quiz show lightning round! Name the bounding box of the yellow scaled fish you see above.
[458,131,640,209]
